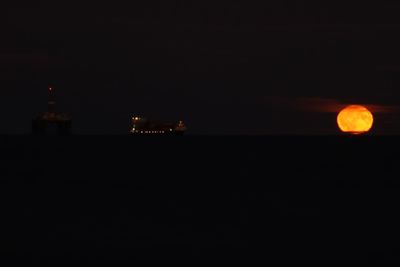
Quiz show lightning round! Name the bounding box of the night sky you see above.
[2,2,400,134]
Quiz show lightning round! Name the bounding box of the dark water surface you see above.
[1,135,399,266]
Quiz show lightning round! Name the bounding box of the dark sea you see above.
[1,135,399,266]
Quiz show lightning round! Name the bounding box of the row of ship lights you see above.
[132,129,173,134]
[132,116,181,134]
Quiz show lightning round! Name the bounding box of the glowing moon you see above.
[337,105,374,134]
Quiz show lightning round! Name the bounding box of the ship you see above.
[130,116,187,135]
[32,87,72,135]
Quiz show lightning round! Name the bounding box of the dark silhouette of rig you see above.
[32,87,72,135]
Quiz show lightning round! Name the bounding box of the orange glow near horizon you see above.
[337,105,374,134]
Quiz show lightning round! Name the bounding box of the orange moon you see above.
[337,105,374,134]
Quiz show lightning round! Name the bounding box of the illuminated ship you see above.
[32,87,72,135]
[130,116,187,135]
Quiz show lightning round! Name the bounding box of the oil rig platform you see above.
[32,87,72,135]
